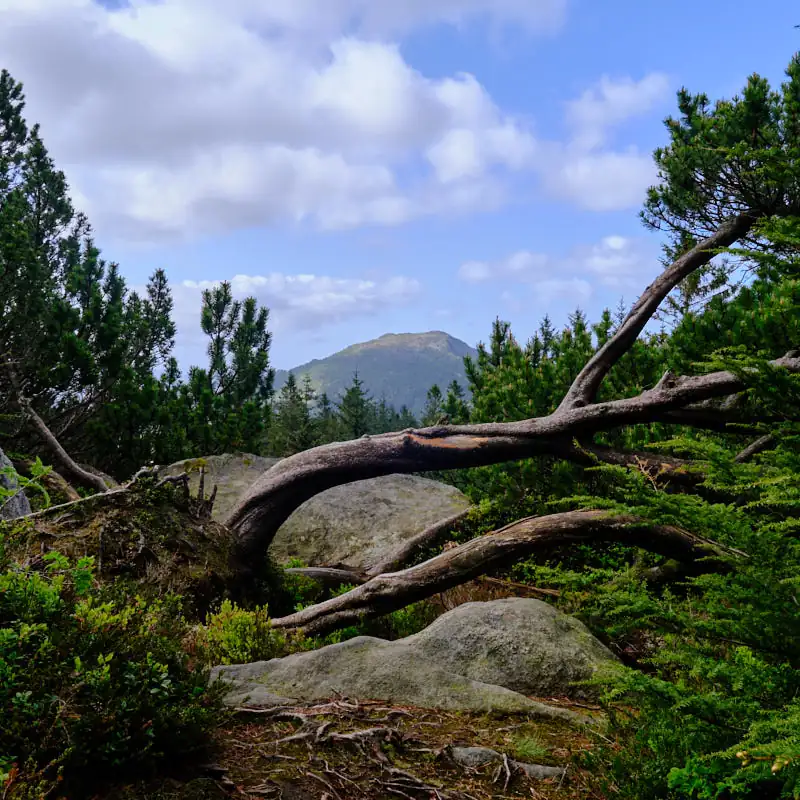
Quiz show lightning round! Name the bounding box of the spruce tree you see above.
[336,372,372,438]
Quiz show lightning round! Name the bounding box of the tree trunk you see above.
[4,364,109,496]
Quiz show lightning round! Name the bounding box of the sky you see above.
[1,0,798,370]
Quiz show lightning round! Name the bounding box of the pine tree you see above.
[421,384,444,426]
[337,372,372,438]
[269,373,316,456]
[313,391,342,444]
[443,380,469,424]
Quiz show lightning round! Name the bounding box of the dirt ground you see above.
[108,695,611,800]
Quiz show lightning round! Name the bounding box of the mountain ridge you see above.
[274,331,478,415]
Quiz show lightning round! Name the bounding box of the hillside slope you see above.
[274,331,478,414]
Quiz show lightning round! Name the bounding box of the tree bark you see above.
[270,509,745,636]
[735,434,776,463]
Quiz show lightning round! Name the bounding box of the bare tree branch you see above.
[227,352,800,561]
[735,434,777,463]
[284,566,367,586]
[4,365,108,496]
[365,509,471,576]
[270,510,745,636]
[558,210,759,411]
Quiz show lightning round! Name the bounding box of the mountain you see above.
[274,331,478,415]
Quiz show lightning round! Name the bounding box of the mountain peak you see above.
[275,331,477,414]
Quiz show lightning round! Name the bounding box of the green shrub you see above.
[189,599,306,666]
[0,536,222,798]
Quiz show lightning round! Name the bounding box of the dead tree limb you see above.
[557,210,758,411]
[284,566,367,586]
[270,509,746,636]
[735,434,777,463]
[4,366,108,496]
[365,509,472,577]
[227,352,800,561]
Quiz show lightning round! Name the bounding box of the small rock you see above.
[0,447,31,521]
[516,761,566,780]
[450,746,502,768]
[449,746,566,781]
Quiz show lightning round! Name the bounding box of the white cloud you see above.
[533,73,671,212]
[458,233,660,296]
[460,249,587,301]
[458,250,549,283]
[543,148,658,211]
[0,0,675,239]
[168,269,421,360]
[566,73,671,149]
[0,0,551,241]
[574,234,657,289]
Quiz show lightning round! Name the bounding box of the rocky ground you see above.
[108,696,605,799]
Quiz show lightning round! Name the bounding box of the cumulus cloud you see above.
[572,234,658,289]
[535,73,672,212]
[0,0,551,240]
[460,248,591,303]
[458,233,659,300]
[543,148,658,211]
[0,0,673,240]
[166,269,421,361]
[566,73,671,149]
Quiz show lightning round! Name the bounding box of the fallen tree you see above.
[221,199,799,626]
[222,207,800,559]
[271,509,746,636]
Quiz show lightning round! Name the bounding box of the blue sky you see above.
[2,0,798,370]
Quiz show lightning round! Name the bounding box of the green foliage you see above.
[0,458,51,512]
[189,599,305,666]
[336,371,373,439]
[0,539,221,798]
[512,735,549,763]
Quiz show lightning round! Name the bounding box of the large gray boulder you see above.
[164,454,471,572]
[0,447,31,521]
[211,599,617,718]
[161,454,281,522]
[404,598,616,699]
[270,473,471,570]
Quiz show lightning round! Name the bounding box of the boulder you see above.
[270,473,471,571]
[402,598,616,699]
[161,454,281,523]
[211,636,573,720]
[164,454,472,573]
[211,599,618,718]
[0,447,31,521]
